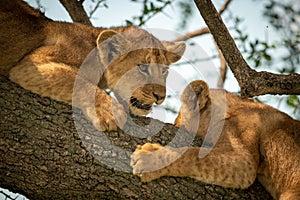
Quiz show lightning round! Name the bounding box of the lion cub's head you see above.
[96,27,185,115]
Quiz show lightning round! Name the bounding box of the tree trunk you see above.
[0,75,272,199]
[59,0,92,26]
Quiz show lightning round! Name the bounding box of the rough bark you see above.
[0,75,273,199]
[59,0,92,26]
[194,0,300,97]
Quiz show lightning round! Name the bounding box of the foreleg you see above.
[9,58,126,131]
[131,134,258,189]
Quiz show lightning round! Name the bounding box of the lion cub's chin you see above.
[128,96,153,116]
[129,104,152,116]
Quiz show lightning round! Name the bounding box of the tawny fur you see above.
[131,80,300,200]
[0,0,185,131]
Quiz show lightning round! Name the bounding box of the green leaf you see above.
[150,2,155,11]
[143,4,149,14]
[125,20,133,26]
[264,53,272,61]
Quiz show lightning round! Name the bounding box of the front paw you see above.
[130,143,181,182]
[85,95,127,131]
[97,97,127,131]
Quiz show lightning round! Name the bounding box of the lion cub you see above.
[0,0,185,131]
[131,80,300,200]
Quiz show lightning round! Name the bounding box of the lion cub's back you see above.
[0,0,49,75]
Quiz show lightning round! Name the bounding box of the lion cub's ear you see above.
[181,80,209,110]
[96,30,129,66]
[162,41,186,63]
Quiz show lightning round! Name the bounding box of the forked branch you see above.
[194,0,300,97]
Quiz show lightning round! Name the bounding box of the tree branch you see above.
[194,0,300,97]
[0,76,272,199]
[218,0,233,14]
[216,42,227,88]
[88,0,106,18]
[174,27,209,42]
[174,0,232,41]
[59,0,92,26]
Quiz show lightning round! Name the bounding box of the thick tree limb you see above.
[0,76,273,199]
[59,0,92,26]
[194,0,300,97]
[174,0,232,42]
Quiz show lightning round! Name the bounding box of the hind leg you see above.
[259,130,300,200]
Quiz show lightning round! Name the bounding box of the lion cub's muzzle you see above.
[129,93,165,112]
[129,85,166,115]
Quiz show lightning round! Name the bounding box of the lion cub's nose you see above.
[153,93,165,105]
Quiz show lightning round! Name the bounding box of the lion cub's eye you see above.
[162,67,168,76]
[138,64,150,75]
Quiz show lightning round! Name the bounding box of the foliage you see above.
[224,13,275,69]
[263,0,300,74]
[287,95,300,117]
[176,1,194,30]
[86,0,108,18]
[125,0,171,26]
[262,0,299,119]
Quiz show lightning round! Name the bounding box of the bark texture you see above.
[0,75,272,199]
[194,0,300,97]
